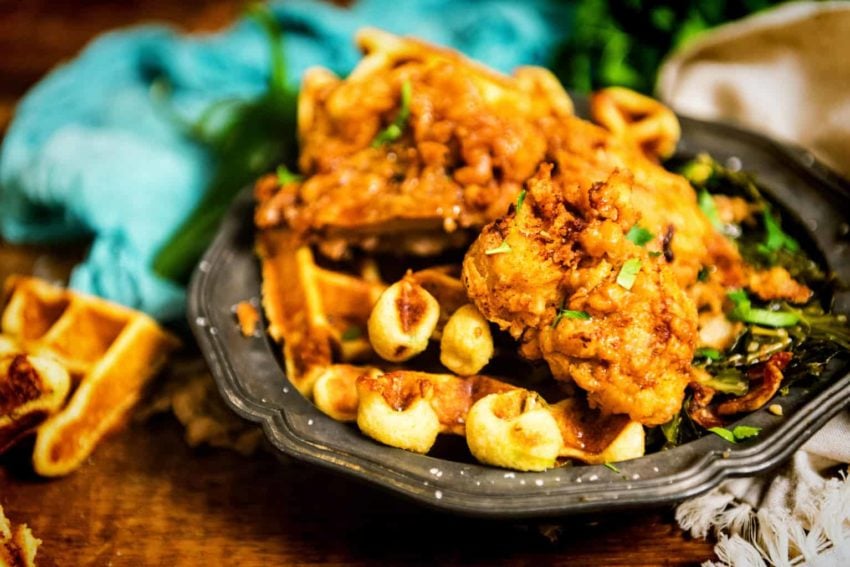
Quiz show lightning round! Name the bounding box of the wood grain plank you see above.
[0,415,714,566]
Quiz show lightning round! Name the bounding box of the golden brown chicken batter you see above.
[463,165,697,425]
[256,28,573,259]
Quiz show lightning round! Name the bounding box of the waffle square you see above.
[1,276,180,476]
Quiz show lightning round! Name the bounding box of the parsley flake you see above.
[626,225,653,246]
[709,425,762,443]
[372,79,412,147]
[516,189,527,213]
[708,427,736,443]
[276,165,303,185]
[603,462,620,473]
[484,241,512,256]
[616,258,641,290]
[732,425,761,440]
[698,190,723,230]
[552,309,591,327]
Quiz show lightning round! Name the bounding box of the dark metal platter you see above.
[188,111,850,519]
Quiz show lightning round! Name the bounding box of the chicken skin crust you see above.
[462,165,698,425]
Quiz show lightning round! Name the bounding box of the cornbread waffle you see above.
[0,338,71,453]
[257,229,645,470]
[0,505,40,567]
[0,276,180,476]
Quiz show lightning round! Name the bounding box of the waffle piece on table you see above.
[257,229,386,394]
[0,276,180,476]
[0,505,40,567]
[0,336,71,454]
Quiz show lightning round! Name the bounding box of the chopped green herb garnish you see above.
[709,425,762,443]
[695,347,722,361]
[484,241,512,256]
[516,189,527,213]
[648,251,663,258]
[603,462,620,473]
[698,189,722,231]
[341,326,362,341]
[552,309,591,328]
[152,3,299,284]
[372,79,412,147]
[731,425,761,440]
[616,258,641,290]
[727,290,800,328]
[708,427,737,443]
[697,266,710,282]
[626,225,653,246]
[276,164,303,185]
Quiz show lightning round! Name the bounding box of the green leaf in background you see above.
[153,3,298,284]
[550,0,791,94]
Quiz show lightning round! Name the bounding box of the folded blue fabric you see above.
[0,0,572,321]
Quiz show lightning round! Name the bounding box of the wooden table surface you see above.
[0,2,716,564]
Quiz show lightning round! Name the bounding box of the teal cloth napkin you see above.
[0,0,571,321]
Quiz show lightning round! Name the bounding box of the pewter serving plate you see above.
[188,111,850,518]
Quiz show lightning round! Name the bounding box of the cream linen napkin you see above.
[657,3,850,565]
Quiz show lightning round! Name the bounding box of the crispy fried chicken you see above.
[255,28,572,259]
[463,165,698,425]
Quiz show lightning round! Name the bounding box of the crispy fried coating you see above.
[463,165,698,425]
[255,29,573,258]
[543,112,743,289]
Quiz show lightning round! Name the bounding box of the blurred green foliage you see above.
[550,0,792,94]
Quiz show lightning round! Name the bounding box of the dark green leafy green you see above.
[679,154,825,283]
[666,153,850,449]
[709,425,762,443]
[549,0,788,94]
[154,4,298,283]
[694,367,748,396]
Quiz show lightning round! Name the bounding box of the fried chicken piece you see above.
[256,28,573,259]
[463,165,698,425]
[541,112,744,290]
